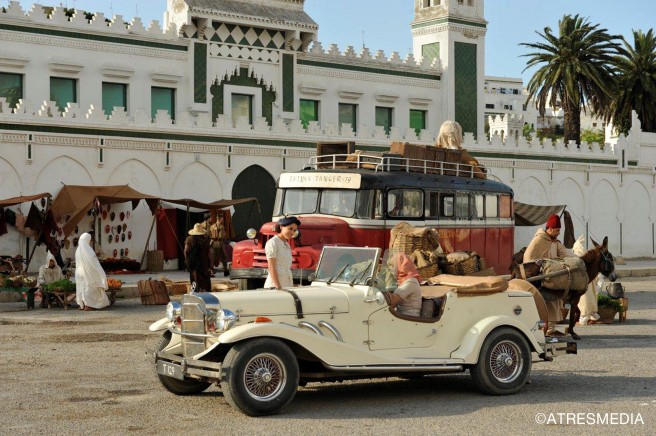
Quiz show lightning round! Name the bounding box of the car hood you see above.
[213,285,350,317]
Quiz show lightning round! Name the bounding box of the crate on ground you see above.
[137,279,170,305]
[146,250,164,272]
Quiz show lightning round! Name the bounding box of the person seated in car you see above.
[387,252,422,317]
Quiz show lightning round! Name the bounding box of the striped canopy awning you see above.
[514,201,566,227]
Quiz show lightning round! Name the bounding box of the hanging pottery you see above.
[121,233,126,242]
[122,223,127,232]
[40,197,46,207]
[102,210,108,220]
[114,234,119,243]
[128,231,132,240]
[116,225,122,234]
[113,249,118,258]
[124,248,129,257]
[126,211,131,219]
[105,224,110,234]
[110,212,115,221]
[75,225,79,234]
[73,238,79,247]
[60,240,65,248]
[120,248,124,257]
[64,239,70,249]
[108,234,112,244]
[120,212,125,221]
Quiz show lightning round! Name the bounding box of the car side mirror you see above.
[375,291,386,305]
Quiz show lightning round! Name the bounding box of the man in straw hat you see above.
[184,223,212,293]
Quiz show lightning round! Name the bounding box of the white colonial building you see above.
[0,0,654,271]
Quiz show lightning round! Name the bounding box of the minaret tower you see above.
[412,0,487,139]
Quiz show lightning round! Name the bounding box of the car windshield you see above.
[315,247,381,285]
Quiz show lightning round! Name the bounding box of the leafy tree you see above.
[606,29,656,134]
[522,15,622,144]
[580,128,605,144]
[522,122,535,140]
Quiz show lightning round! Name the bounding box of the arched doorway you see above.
[232,165,276,240]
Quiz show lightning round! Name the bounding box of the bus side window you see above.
[499,194,512,218]
[485,194,499,218]
[440,194,454,218]
[356,190,377,219]
[375,191,384,218]
[455,193,470,219]
[388,189,423,218]
[472,194,484,219]
[427,191,440,218]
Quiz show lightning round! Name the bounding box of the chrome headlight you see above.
[246,228,258,240]
[217,309,237,332]
[166,301,181,321]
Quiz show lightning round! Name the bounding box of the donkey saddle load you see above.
[518,257,587,300]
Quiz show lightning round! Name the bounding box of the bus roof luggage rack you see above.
[307,153,480,178]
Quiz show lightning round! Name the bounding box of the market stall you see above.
[0,192,52,304]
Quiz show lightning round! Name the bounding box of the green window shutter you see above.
[102,82,127,116]
[0,72,23,109]
[454,42,477,138]
[151,87,176,120]
[375,106,393,135]
[282,54,295,112]
[338,103,357,132]
[409,109,427,135]
[299,99,319,128]
[50,77,77,112]
[422,42,440,64]
[194,42,207,103]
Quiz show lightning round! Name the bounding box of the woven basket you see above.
[416,264,440,281]
[441,252,480,275]
[391,233,433,255]
[597,307,618,324]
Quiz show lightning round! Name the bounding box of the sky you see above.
[20,0,656,83]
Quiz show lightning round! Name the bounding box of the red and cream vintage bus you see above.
[231,154,514,289]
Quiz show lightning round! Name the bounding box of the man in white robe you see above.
[75,233,110,310]
[36,251,64,308]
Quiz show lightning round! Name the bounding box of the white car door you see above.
[366,306,439,351]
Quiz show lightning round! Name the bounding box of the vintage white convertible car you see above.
[150,247,576,416]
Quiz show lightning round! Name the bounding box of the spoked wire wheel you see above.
[243,353,287,401]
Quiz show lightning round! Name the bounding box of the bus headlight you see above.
[217,309,237,332]
[246,228,258,240]
[166,301,181,321]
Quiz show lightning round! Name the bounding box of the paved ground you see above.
[0,275,654,435]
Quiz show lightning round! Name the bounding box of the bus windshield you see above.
[282,189,357,217]
[319,190,356,217]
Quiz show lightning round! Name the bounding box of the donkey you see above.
[510,237,617,340]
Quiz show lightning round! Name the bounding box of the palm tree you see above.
[521,15,622,144]
[606,29,656,134]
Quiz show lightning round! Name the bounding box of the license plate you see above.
[157,360,185,380]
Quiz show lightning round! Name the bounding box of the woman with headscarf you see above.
[264,216,300,289]
[75,233,110,311]
[388,252,422,317]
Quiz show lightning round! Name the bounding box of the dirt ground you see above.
[1,277,655,435]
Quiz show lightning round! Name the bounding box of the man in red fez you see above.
[523,213,568,337]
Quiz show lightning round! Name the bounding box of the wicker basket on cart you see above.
[416,264,440,281]
[391,232,433,255]
[440,251,481,275]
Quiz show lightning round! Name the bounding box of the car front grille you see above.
[181,294,207,357]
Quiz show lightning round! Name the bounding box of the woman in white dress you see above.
[75,233,110,310]
[263,216,300,289]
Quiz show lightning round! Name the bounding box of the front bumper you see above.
[230,267,314,281]
[540,340,577,361]
[155,350,223,382]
